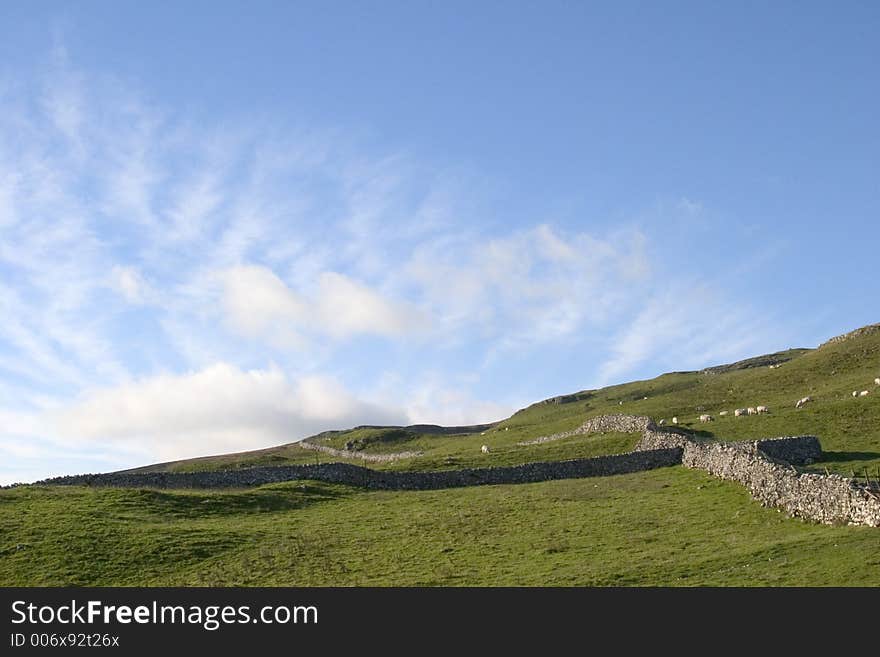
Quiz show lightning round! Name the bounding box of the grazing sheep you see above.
[875,377,880,386]
[859,390,870,397]
[747,407,757,415]
[719,410,728,416]
[699,414,713,423]
[480,445,490,454]
[756,405,769,414]
[853,391,859,397]
[734,408,747,417]
[795,396,812,409]
[672,416,678,424]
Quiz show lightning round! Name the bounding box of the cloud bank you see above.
[53,364,408,461]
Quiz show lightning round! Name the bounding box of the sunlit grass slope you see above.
[3,470,879,586]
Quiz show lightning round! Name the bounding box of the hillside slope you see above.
[3,469,880,586]
[131,324,880,478]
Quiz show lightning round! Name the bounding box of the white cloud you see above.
[110,265,151,304]
[41,42,86,146]
[0,408,50,447]
[165,172,224,243]
[403,223,651,346]
[52,363,408,461]
[402,385,516,427]
[218,265,308,347]
[0,367,514,483]
[365,370,520,428]
[316,271,422,338]
[216,264,423,346]
[533,223,577,262]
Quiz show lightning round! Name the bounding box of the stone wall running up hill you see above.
[634,428,693,451]
[518,414,654,446]
[24,448,683,491]
[680,438,880,527]
[637,432,880,526]
[296,440,422,463]
[578,414,655,433]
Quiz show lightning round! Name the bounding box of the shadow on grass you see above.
[818,450,880,463]
[669,426,715,440]
[117,481,352,519]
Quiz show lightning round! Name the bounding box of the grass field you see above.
[3,469,879,586]
[2,324,879,586]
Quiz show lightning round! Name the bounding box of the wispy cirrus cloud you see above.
[595,283,781,386]
[401,223,651,350]
[0,48,787,484]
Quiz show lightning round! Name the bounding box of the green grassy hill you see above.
[2,323,879,586]
[131,324,880,478]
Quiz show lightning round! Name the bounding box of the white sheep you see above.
[719,410,728,416]
[875,377,880,386]
[671,416,678,424]
[699,414,713,423]
[756,405,769,414]
[480,445,490,454]
[658,419,665,426]
[859,390,870,397]
[853,391,859,397]
[734,408,747,417]
[747,407,757,415]
[795,396,812,409]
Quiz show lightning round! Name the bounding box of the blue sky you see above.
[0,2,877,484]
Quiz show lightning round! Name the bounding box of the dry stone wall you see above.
[519,414,654,446]
[754,436,822,464]
[22,448,683,491]
[637,429,880,526]
[578,414,655,433]
[634,427,693,451]
[296,440,422,463]
[680,438,880,527]
[517,429,578,446]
